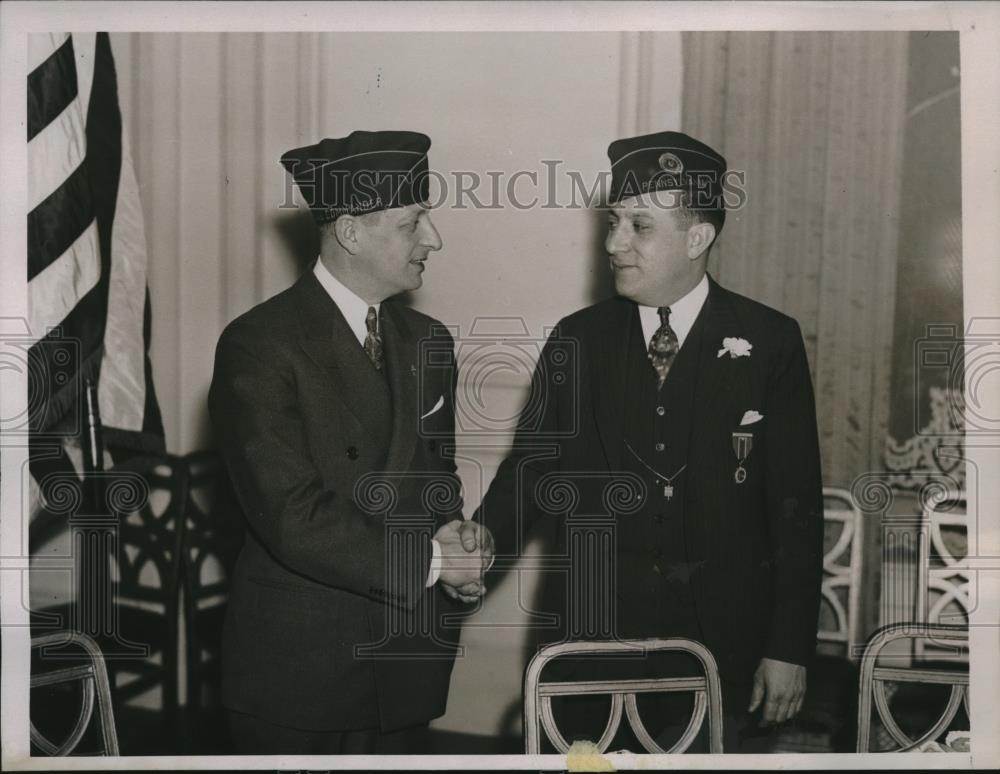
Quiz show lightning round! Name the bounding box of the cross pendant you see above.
[663,484,674,500]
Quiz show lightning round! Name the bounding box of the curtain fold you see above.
[682,31,910,487]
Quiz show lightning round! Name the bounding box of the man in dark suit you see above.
[475,131,824,752]
[208,131,487,754]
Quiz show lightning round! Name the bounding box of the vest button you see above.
[654,513,664,524]
[347,446,359,460]
[656,406,665,416]
[655,442,665,452]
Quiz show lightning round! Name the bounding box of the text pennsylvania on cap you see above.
[607,130,727,210]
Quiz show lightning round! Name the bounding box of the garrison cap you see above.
[607,130,727,227]
[281,130,431,224]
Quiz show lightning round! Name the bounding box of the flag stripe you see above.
[73,34,98,136]
[27,161,94,281]
[27,36,77,142]
[139,287,165,442]
[28,94,87,212]
[84,34,123,281]
[27,33,112,432]
[98,115,149,436]
[28,266,108,434]
[28,33,70,75]
[28,219,101,340]
[27,31,164,459]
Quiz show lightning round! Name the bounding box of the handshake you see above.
[433,519,495,603]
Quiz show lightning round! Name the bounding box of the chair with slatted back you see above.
[773,487,865,752]
[31,631,119,756]
[177,449,244,752]
[853,490,970,753]
[856,624,968,752]
[915,489,969,662]
[29,454,187,754]
[524,638,723,754]
[817,487,864,659]
[104,454,187,753]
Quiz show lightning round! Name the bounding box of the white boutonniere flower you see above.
[717,337,752,359]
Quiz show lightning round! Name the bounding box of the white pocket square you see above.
[740,410,764,426]
[420,395,444,421]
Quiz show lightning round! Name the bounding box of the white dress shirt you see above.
[312,259,443,587]
[638,273,710,351]
[313,258,380,346]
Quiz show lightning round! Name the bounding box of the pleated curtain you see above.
[682,32,910,489]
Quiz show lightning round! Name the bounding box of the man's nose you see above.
[422,216,443,251]
[605,223,628,255]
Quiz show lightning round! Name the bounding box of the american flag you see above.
[27,32,163,492]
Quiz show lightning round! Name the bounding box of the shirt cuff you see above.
[426,538,442,587]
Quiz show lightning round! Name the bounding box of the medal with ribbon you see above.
[732,431,753,484]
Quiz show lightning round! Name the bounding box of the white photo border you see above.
[2,1,998,770]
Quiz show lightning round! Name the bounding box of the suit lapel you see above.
[593,297,635,471]
[688,275,742,443]
[295,271,385,436]
[380,299,420,475]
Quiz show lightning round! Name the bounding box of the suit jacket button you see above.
[428,439,437,451]
[347,446,359,460]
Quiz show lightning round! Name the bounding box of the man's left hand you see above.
[748,657,806,725]
[456,519,495,571]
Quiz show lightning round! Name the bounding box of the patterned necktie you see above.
[648,306,679,389]
[364,306,383,371]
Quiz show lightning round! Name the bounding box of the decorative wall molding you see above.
[884,387,966,492]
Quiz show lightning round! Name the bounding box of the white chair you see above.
[915,488,969,661]
[856,623,968,752]
[771,487,865,753]
[31,631,119,756]
[817,487,864,660]
[524,638,723,753]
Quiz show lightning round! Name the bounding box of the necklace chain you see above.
[624,440,687,483]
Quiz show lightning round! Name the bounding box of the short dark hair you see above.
[675,188,725,245]
[317,207,385,237]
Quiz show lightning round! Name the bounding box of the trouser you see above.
[228,710,430,755]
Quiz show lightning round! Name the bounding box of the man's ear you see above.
[687,221,716,261]
[333,215,362,255]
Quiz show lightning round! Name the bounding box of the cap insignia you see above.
[658,152,684,174]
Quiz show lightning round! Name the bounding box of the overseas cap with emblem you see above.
[281,130,431,224]
[607,130,727,229]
